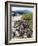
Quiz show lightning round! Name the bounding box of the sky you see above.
[11,7,33,12]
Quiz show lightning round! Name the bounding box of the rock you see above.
[26,28,33,38]
[12,20,33,38]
